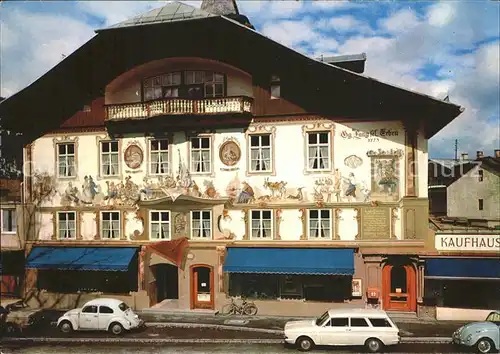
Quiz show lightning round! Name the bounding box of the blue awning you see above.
[425,258,500,280]
[26,247,138,272]
[223,247,354,275]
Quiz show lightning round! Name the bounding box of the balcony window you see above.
[1,209,16,233]
[250,210,273,239]
[191,211,212,239]
[307,132,330,171]
[270,75,281,99]
[58,212,76,239]
[144,72,181,100]
[150,139,169,175]
[191,137,211,173]
[249,134,272,172]
[57,143,76,177]
[100,141,119,176]
[308,209,332,239]
[143,71,225,101]
[101,211,120,239]
[150,211,171,240]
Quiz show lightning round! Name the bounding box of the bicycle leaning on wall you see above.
[220,297,258,316]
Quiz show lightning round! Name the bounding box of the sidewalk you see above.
[137,310,466,338]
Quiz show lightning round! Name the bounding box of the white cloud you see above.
[379,8,420,33]
[261,19,317,47]
[427,2,456,27]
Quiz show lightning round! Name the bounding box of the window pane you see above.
[308,133,317,145]
[191,138,200,149]
[368,318,393,327]
[261,135,270,146]
[151,212,159,222]
[102,143,109,153]
[192,211,200,220]
[201,138,210,149]
[320,210,330,219]
[110,142,118,152]
[250,135,259,146]
[262,210,272,219]
[67,144,75,154]
[161,212,169,222]
[350,318,369,327]
[202,211,210,220]
[331,318,349,327]
[319,133,329,144]
[251,211,260,219]
[309,210,318,219]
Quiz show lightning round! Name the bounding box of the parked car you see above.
[284,308,401,352]
[57,298,143,335]
[0,299,44,335]
[452,311,500,353]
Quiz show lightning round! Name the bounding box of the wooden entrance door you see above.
[382,264,416,312]
[190,265,214,310]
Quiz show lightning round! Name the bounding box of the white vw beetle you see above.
[57,298,143,335]
[284,308,401,352]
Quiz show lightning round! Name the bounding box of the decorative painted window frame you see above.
[301,121,335,175]
[149,210,172,241]
[99,210,123,240]
[145,134,174,178]
[53,136,79,180]
[189,209,213,240]
[186,132,215,177]
[55,211,79,240]
[306,208,334,240]
[247,209,275,241]
[245,124,277,176]
[95,135,122,180]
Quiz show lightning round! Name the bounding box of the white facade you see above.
[28,117,424,243]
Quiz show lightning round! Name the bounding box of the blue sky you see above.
[1,0,499,158]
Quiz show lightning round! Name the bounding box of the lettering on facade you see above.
[435,234,500,252]
[340,128,399,142]
[361,207,391,239]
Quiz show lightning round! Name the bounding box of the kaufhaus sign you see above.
[435,234,500,252]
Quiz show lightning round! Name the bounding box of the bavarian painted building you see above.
[0,1,465,316]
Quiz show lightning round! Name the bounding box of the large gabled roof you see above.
[0,1,463,143]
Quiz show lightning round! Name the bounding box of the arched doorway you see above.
[190,264,214,310]
[382,263,417,312]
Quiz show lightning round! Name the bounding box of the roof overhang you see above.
[0,16,463,143]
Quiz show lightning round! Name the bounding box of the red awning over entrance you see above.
[146,238,189,269]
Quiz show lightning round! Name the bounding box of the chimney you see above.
[495,149,500,158]
[476,151,484,159]
[461,153,469,160]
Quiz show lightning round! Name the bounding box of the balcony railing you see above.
[105,96,253,121]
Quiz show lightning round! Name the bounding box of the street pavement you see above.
[0,343,470,354]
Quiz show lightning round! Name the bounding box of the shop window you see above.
[426,279,500,310]
[37,269,138,294]
[279,275,303,299]
[228,273,278,300]
[350,318,369,327]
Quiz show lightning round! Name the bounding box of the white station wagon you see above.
[57,298,143,335]
[284,308,401,352]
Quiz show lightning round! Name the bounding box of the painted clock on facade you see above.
[219,140,241,166]
[124,144,144,169]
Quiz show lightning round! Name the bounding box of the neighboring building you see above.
[0,1,464,316]
[447,151,500,228]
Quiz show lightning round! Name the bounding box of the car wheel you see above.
[109,322,124,336]
[296,336,314,352]
[476,338,496,353]
[365,338,384,353]
[58,320,73,334]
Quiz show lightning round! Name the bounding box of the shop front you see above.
[223,247,362,316]
[424,257,500,321]
[24,246,149,310]
[0,250,25,300]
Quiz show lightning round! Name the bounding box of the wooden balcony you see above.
[105,96,253,121]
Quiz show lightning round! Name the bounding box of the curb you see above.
[145,322,283,335]
[1,336,452,345]
[1,337,284,345]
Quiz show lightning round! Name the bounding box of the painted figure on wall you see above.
[62,182,80,206]
[370,156,400,201]
[226,173,241,201]
[237,181,255,203]
[344,172,357,200]
[81,175,98,203]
